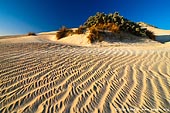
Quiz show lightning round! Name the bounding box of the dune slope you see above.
[0,42,170,113]
[145,26,170,43]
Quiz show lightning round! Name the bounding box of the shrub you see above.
[56,26,73,39]
[87,26,103,43]
[75,25,86,34]
[83,12,156,40]
[146,30,155,40]
[95,23,105,30]
[107,23,120,33]
[89,26,99,35]
[87,32,96,43]
[91,23,120,33]
[87,26,98,43]
[28,32,36,36]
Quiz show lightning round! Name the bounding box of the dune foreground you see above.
[0,35,170,113]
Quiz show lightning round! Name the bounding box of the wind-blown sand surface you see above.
[0,34,170,113]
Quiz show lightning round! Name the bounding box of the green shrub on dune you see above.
[83,12,155,40]
[56,12,155,43]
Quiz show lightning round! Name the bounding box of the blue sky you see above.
[0,0,170,36]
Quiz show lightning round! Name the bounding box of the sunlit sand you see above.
[0,26,170,112]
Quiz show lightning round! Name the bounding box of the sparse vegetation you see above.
[75,25,86,34]
[87,26,101,43]
[87,32,96,43]
[93,23,120,33]
[83,12,156,42]
[56,12,156,43]
[87,23,120,43]
[28,32,36,36]
[56,26,73,39]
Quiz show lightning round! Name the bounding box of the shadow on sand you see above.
[156,35,170,43]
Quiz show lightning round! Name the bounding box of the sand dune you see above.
[144,26,170,43]
[138,22,170,43]
[0,32,90,46]
[0,36,170,113]
[0,35,58,44]
[145,26,170,36]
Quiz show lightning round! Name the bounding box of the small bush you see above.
[87,26,98,43]
[83,12,156,40]
[87,33,96,43]
[107,23,120,33]
[89,26,99,35]
[56,26,73,39]
[95,23,105,30]
[28,32,36,36]
[87,26,103,43]
[146,30,155,40]
[75,25,86,34]
[93,23,120,33]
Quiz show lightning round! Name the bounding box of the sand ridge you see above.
[145,26,170,36]
[0,42,170,113]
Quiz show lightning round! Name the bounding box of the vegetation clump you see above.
[56,26,73,39]
[87,23,120,43]
[84,12,155,41]
[75,25,86,34]
[28,32,36,36]
[56,12,155,43]
[87,26,103,43]
[56,25,86,39]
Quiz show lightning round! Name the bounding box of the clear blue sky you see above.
[0,0,170,36]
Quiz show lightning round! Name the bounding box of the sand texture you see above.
[0,38,170,113]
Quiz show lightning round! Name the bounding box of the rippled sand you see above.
[0,40,170,112]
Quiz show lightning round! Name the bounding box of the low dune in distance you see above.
[139,22,170,43]
[0,29,170,113]
[147,27,170,43]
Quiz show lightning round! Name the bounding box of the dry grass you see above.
[108,23,120,33]
[75,25,86,34]
[56,24,120,42]
[87,26,98,43]
[87,24,120,43]
[95,23,120,33]
[56,26,73,39]
[87,26,103,43]
[87,33,96,43]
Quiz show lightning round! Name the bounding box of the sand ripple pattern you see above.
[0,43,170,113]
